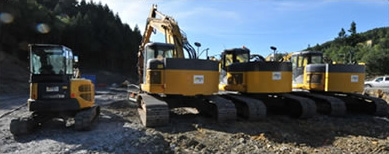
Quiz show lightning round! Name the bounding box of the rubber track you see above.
[203,95,237,122]
[294,92,346,116]
[138,94,169,127]
[10,116,37,136]
[282,94,317,119]
[74,106,100,131]
[222,95,266,121]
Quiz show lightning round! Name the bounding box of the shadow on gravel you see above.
[156,111,389,148]
[12,100,172,153]
[0,95,28,110]
[204,115,389,147]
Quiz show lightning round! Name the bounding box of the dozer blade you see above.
[74,106,100,131]
[222,94,266,121]
[138,94,169,127]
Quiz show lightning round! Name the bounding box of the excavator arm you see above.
[138,4,197,83]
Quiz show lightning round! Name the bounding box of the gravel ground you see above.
[1,89,389,153]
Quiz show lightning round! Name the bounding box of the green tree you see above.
[1,0,143,80]
[338,28,346,38]
[348,21,357,35]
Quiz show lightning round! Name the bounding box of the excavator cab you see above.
[140,42,219,95]
[10,44,99,136]
[288,51,388,116]
[219,48,292,93]
[219,48,249,91]
[291,51,364,93]
[220,48,250,70]
[290,51,323,89]
[28,44,95,111]
[218,48,316,119]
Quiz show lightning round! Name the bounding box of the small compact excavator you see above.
[134,5,236,127]
[219,47,317,119]
[10,44,99,135]
[287,51,388,116]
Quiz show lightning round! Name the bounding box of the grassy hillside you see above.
[306,24,389,76]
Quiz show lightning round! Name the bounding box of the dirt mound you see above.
[0,51,29,94]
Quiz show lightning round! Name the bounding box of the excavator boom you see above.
[138,4,197,83]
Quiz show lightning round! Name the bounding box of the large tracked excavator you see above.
[10,44,100,136]
[135,5,236,127]
[288,51,388,116]
[219,47,317,120]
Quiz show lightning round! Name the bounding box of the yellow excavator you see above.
[288,51,388,116]
[10,44,100,135]
[219,47,317,119]
[135,5,236,127]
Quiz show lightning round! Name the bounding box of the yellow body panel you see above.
[141,70,165,93]
[221,72,246,92]
[324,72,364,93]
[223,71,292,93]
[30,83,38,99]
[70,79,94,108]
[302,72,325,91]
[143,69,219,96]
[247,71,292,93]
[293,83,305,89]
[302,71,364,93]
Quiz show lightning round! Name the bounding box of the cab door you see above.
[383,77,389,88]
[373,77,384,87]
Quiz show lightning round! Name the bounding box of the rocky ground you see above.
[1,88,389,154]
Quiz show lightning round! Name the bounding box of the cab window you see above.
[376,77,383,82]
[225,54,234,66]
[298,55,303,67]
[236,53,249,63]
[311,55,322,64]
[291,55,297,69]
[302,56,308,67]
[145,46,173,61]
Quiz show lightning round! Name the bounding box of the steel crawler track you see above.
[320,92,389,116]
[137,94,237,127]
[221,94,266,121]
[291,92,347,116]
[221,93,316,119]
[197,95,237,122]
[138,94,170,127]
[281,94,317,118]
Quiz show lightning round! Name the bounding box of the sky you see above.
[93,0,389,58]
